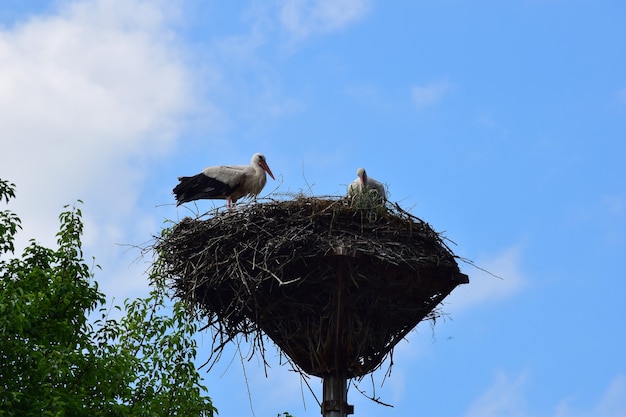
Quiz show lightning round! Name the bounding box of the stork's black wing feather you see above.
[173,173,240,205]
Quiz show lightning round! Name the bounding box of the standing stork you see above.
[174,153,275,207]
[348,167,386,200]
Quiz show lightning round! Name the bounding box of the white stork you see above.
[174,153,275,207]
[348,167,386,200]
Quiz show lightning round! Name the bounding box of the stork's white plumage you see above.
[174,153,275,207]
[348,167,386,199]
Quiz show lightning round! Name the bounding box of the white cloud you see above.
[555,375,626,417]
[590,376,626,416]
[465,370,530,417]
[279,0,369,42]
[410,80,452,111]
[444,245,528,312]
[466,372,626,417]
[0,0,197,297]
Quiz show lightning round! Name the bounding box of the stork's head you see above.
[252,153,275,180]
[356,167,367,184]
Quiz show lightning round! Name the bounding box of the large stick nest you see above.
[158,196,468,379]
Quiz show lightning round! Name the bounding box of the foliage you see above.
[0,180,21,255]
[0,180,216,417]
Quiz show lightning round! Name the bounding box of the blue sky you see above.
[1,1,625,416]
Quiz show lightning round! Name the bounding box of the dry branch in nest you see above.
[157,195,468,379]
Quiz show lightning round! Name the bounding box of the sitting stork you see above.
[348,167,386,200]
[174,153,275,207]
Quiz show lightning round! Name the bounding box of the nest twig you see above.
[157,196,468,378]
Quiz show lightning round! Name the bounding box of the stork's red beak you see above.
[262,162,275,180]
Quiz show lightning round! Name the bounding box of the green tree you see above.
[0,179,216,417]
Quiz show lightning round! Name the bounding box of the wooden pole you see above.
[322,374,353,417]
[321,251,353,416]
